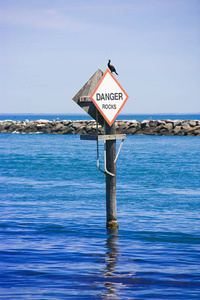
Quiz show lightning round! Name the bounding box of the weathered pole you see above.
[105,121,119,230]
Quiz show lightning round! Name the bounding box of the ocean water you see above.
[0,131,200,299]
[0,113,200,122]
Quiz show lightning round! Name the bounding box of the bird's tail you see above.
[115,71,118,75]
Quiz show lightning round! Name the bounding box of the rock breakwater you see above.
[0,119,200,136]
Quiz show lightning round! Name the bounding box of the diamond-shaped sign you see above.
[90,69,129,126]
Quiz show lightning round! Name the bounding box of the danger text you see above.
[96,93,123,101]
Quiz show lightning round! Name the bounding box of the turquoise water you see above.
[0,131,200,299]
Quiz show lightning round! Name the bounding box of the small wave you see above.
[157,188,200,196]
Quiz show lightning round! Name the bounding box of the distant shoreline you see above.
[0,119,200,136]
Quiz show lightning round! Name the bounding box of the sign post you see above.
[104,121,118,229]
[90,69,128,229]
[72,68,129,229]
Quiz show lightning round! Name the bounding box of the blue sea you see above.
[0,115,200,299]
[0,113,200,122]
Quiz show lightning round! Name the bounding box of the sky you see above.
[0,0,200,115]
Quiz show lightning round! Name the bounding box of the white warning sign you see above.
[90,69,129,126]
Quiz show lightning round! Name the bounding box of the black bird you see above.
[107,59,118,75]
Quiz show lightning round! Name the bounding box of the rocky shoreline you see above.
[0,119,200,136]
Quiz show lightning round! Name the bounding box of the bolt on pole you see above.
[104,121,119,230]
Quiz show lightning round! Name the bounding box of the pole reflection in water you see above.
[95,230,133,299]
[105,229,119,277]
[101,229,120,299]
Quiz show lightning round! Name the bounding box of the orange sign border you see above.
[90,69,129,126]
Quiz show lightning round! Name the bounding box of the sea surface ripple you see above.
[0,133,199,299]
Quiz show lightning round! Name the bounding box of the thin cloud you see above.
[0,8,84,31]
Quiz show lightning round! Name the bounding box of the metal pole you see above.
[104,121,119,229]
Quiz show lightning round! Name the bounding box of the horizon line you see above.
[1,112,200,116]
